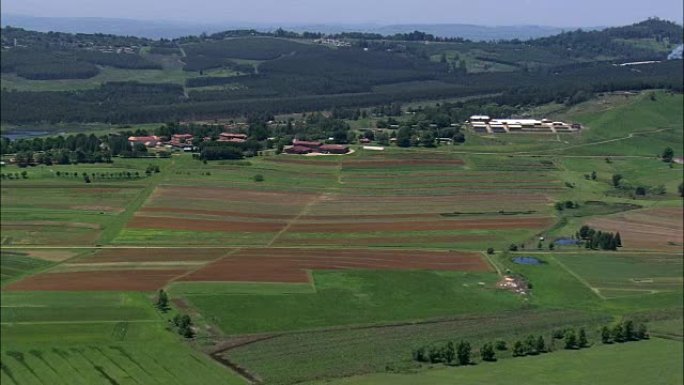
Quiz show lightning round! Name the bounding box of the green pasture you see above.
[309,338,683,385]
[227,309,610,385]
[0,252,52,285]
[186,270,521,335]
[553,253,683,297]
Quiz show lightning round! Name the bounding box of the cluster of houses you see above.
[314,38,352,47]
[284,140,350,155]
[468,115,581,134]
[128,132,248,151]
[128,134,351,156]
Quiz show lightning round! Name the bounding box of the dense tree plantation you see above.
[1,18,682,124]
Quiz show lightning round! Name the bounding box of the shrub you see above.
[253,174,265,182]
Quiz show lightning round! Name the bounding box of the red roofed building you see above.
[168,134,194,147]
[128,136,160,147]
[320,144,350,154]
[292,139,322,148]
[286,145,313,154]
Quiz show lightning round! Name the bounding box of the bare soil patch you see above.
[5,269,189,291]
[586,208,683,251]
[181,248,490,283]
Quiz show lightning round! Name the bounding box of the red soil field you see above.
[288,217,553,233]
[273,234,494,246]
[127,215,551,233]
[341,159,465,167]
[5,269,189,291]
[587,208,683,251]
[151,186,317,204]
[324,193,549,203]
[72,248,230,263]
[181,248,491,283]
[127,216,286,232]
[140,207,445,220]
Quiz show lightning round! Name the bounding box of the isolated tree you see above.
[443,341,455,364]
[636,323,649,340]
[456,341,471,365]
[156,289,169,312]
[428,346,442,363]
[480,343,496,362]
[524,335,538,355]
[623,320,635,341]
[412,346,427,362]
[512,340,525,357]
[661,147,674,163]
[612,174,623,187]
[578,328,588,348]
[612,323,625,343]
[396,127,412,147]
[536,335,547,353]
[509,244,518,251]
[591,171,597,180]
[495,340,507,351]
[678,182,683,197]
[564,329,577,349]
[486,247,495,255]
[601,326,612,344]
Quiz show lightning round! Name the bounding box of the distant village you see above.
[468,115,582,134]
[128,131,352,155]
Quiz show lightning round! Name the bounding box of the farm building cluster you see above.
[468,115,581,134]
[284,139,350,155]
[128,132,248,151]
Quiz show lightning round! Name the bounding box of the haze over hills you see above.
[2,13,580,40]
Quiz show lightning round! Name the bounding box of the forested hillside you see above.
[1,18,682,124]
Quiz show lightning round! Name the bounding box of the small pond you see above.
[554,238,580,246]
[512,256,543,265]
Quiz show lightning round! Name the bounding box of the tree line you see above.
[577,225,622,250]
[412,322,648,366]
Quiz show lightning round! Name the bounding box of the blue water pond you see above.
[512,256,543,265]
[554,238,580,246]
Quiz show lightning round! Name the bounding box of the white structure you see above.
[469,116,580,134]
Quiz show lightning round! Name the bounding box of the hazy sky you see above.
[2,0,683,26]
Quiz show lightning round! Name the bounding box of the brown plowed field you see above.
[341,159,465,167]
[127,216,286,232]
[128,216,552,233]
[5,269,189,291]
[73,248,230,263]
[140,207,444,221]
[181,248,491,283]
[152,186,317,204]
[288,217,553,233]
[587,208,683,251]
[273,234,494,246]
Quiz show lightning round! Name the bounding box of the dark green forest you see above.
[1,18,682,124]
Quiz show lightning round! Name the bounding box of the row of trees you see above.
[0,171,29,180]
[578,226,622,250]
[412,323,649,367]
[600,320,648,343]
[156,290,194,338]
[412,341,473,365]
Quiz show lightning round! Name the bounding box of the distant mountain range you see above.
[1,13,589,41]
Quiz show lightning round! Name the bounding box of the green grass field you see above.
[1,90,682,384]
[310,338,683,385]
